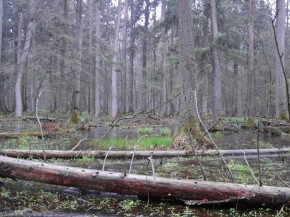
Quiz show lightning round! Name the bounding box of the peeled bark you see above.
[1,148,289,159]
[0,155,289,207]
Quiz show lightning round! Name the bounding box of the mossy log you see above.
[1,148,289,159]
[0,155,290,207]
[0,132,51,139]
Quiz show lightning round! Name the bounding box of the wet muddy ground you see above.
[0,118,290,216]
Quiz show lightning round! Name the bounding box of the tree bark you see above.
[2,148,289,159]
[247,0,255,117]
[0,0,6,113]
[95,0,101,116]
[275,0,287,118]
[120,0,129,114]
[161,0,168,117]
[210,0,222,123]
[111,0,122,117]
[15,9,34,117]
[71,0,83,122]
[0,155,289,207]
[127,0,135,113]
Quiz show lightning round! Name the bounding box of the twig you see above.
[70,136,88,151]
[276,174,289,187]
[193,91,235,182]
[102,147,112,171]
[36,90,46,161]
[129,135,148,174]
[243,150,259,185]
[147,156,155,176]
[257,122,262,186]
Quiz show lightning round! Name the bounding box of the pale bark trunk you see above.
[111,0,122,117]
[275,0,287,117]
[0,0,5,112]
[95,0,101,116]
[120,0,129,114]
[1,148,290,159]
[15,11,34,117]
[141,0,150,112]
[0,155,290,207]
[210,0,222,123]
[248,0,255,117]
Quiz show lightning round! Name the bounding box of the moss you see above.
[242,118,257,129]
[278,110,289,121]
[215,118,226,128]
[70,110,81,124]
[171,116,212,150]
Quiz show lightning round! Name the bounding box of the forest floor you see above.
[0,114,290,216]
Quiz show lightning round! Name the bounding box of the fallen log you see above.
[0,148,289,159]
[0,132,50,139]
[0,155,289,207]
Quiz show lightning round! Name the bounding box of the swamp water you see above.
[0,120,289,216]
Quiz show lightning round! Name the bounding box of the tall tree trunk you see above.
[111,0,122,117]
[275,0,287,118]
[120,0,129,114]
[172,0,205,150]
[161,0,168,116]
[210,0,222,123]
[247,0,255,117]
[200,0,210,116]
[88,0,94,114]
[127,0,134,113]
[141,0,150,112]
[95,0,101,116]
[71,0,83,123]
[15,9,34,117]
[0,0,5,113]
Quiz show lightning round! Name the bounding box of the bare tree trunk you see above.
[275,0,287,118]
[161,0,168,116]
[1,155,290,207]
[120,0,129,114]
[111,0,122,117]
[2,148,290,159]
[210,0,222,123]
[71,0,83,122]
[0,0,5,113]
[95,0,101,116]
[15,8,34,117]
[140,0,150,112]
[247,0,255,117]
[127,0,135,113]
[88,0,94,114]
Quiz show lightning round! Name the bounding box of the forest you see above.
[0,0,288,121]
[0,0,290,216]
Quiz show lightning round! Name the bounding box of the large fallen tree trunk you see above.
[0,148,289,159]
[0,155,289,207]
